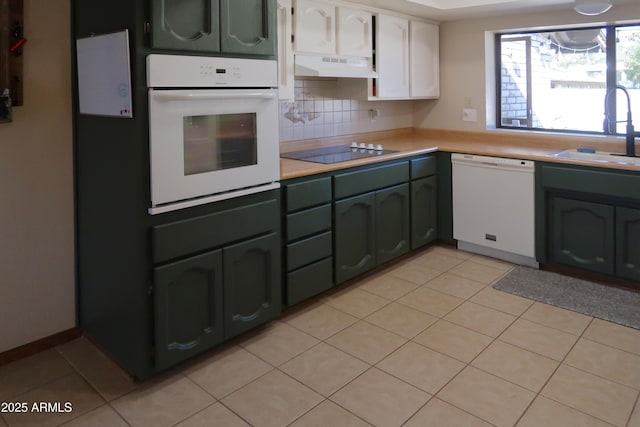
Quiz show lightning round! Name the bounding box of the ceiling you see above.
[344,0,634,21]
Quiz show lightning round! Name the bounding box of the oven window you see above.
[183,113,258,176]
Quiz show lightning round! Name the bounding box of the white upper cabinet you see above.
[410,20,439,98]
[277,0,295,99]
[336,7,372,57]
[376,14,409,98]
[294,0,336,55]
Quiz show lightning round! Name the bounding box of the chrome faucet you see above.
[603,85,638,157]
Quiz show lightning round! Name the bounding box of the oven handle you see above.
[151,91,276,102]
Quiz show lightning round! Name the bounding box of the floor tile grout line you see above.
[505,297,589,427]
[511,312,627,427]
[400,254,511,427]
[626,392,640,427]
[578,334,640,359]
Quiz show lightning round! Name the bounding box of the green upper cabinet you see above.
[220,0,277,56]
[150,0,277,57]
[151,0,221,52]
[616,207,640,282]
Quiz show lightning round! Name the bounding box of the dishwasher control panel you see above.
[452,153,534,169]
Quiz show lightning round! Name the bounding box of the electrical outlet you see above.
[463,108,477,122]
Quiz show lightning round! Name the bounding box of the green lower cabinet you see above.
[616,207,640,281]
[153,250,224,372]
[334,183,411,284]
[223,232,281,339]
[411,176,437,249]
[551,197,615,275]
[287,258,333,306]
[376,183,410,265]
[334,192,376,284]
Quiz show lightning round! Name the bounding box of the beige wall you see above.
[414,4,640,132]
[0,0,75,352]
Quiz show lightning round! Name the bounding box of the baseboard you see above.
[457,241,539,269]
[542,263,640,293]
[0,328,82,367]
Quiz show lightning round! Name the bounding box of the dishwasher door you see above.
[452,153,536,266]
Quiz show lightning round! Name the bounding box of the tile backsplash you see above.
[279,79,413,142]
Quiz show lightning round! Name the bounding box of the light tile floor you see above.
[1,246,640,427]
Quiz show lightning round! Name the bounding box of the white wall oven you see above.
[147,54,280,214]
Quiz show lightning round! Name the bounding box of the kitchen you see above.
[1,0,640,425]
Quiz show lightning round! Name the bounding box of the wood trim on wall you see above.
[0,328,82,367]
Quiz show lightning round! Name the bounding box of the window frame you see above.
[495,23,638,136]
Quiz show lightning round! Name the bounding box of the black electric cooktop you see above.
[281,144,397,164]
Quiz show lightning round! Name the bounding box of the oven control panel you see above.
[147,54,277,88]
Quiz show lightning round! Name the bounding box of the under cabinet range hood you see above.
[294,54,378,78]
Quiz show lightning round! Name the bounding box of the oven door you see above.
[148,88,280,212]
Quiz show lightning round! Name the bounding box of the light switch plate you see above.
[463,108,477,122]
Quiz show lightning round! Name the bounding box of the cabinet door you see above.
[552,198,615,275]
[223,233,281,338]
[410,21,439,98]
[277,0,295,100]
[150,0,221,52]
[376,14,409,98]
[411,176,437,249]
[336,7,372,57]
[616,207,640,281]
[335,192,376,283]
[220,0,277,56]
[154,250,224,371]
[294,0,336,55]
[376,184,410,265]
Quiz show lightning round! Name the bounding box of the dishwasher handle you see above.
[451,153,535,170]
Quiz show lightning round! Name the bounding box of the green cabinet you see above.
[151,191,281,372]
[283,177,334,306]
[220,0,277,56]
[224,233,281,338]
[539,163,640,284]
[335,192,377,283]
[376,184,411,265]
[150,0,221,52]
[284,155,437,302]
[551,197,615,275]
[410,156,437,249]
[616,207,640,282]
[150,0,277,57]
[154,250,224,371]
[333,182,410,283]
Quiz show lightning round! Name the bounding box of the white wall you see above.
[414,4,640,131]
[0,0,75,352]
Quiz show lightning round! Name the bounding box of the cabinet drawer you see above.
[287,258,333,306]
[334,162,409,199]
[541,164,640,201]
[287,231,332,271]
[153,199,279,264]
[411,156,436,179]
[287,204,332,241]
[286,177,332,212]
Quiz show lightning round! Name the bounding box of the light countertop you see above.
[280,128,640,180]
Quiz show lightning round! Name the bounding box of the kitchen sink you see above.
[552,149,640,167]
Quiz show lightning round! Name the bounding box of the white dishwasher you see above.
[452,153,538,268]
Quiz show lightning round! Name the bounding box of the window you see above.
[497,24,640,135]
